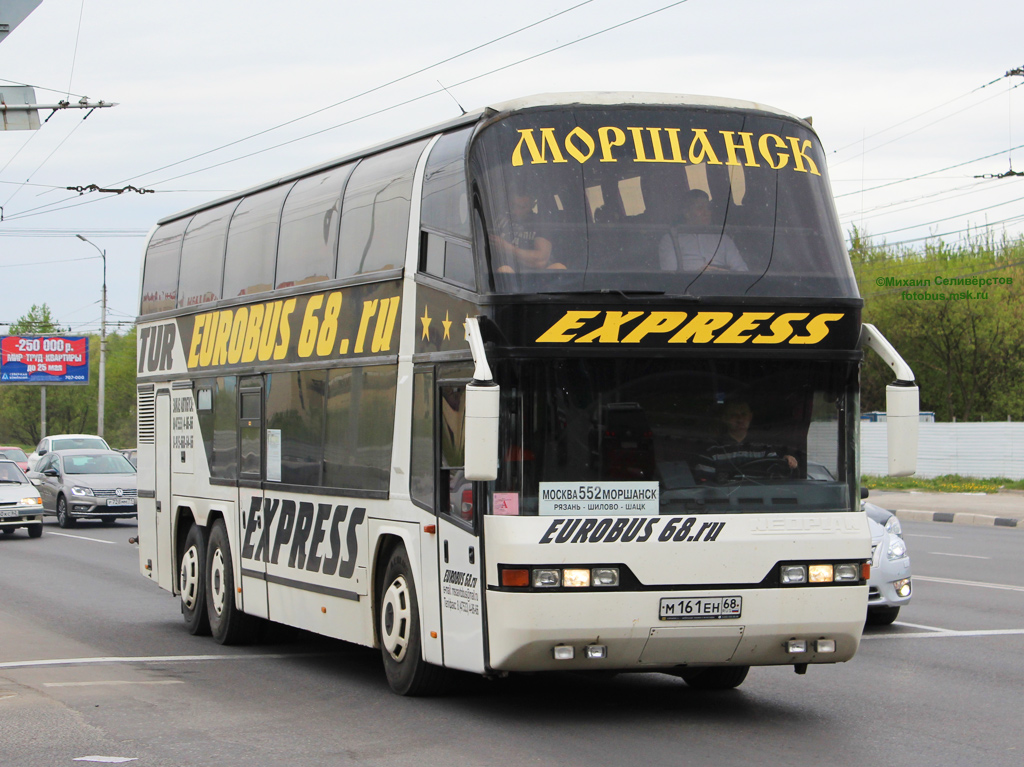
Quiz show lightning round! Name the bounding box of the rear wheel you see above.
[180,524,210,635]
[678,666,750,690]
[867,606,900,626]
[205,519,252,644]
[56,496,75,528]
[378,544,449,696]
[2,528,15,535]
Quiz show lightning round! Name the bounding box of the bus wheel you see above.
[206,519,251,644]
[378,545,448,696]
[678,666,750,690]
[180,524,210,635]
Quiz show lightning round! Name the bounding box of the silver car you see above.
[28,449,137,528]
[0,459,44,538]
[865,501,912,625]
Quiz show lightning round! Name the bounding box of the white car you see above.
[0,459,44,538]
[27,434,110,471]
[865,501,912,625]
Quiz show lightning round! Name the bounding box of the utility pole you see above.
[76,235,106,438]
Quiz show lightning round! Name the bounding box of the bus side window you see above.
[439,384,470,522]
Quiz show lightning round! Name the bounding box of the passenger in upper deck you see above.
[491,191,566,273]
[658,189,748,274]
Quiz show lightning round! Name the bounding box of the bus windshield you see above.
[492,357,857,515]
[471,107,857,298]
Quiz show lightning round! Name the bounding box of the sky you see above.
[0,0,1021,336]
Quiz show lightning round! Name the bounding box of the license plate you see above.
[0,509,25,518]
[659,595,742,621]
[106,498,135,507]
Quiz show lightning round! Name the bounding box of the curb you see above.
[892,508,1020,528]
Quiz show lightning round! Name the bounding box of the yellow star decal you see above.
[442,311,452,341]
[420,306,432,340]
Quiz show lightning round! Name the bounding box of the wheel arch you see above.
[371,527,422,650]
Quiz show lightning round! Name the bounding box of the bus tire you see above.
[205,519,251,644]
[378,544,448,696]
[180,523,210,636]
[679,665,749,690]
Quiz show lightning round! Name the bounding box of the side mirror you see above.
[38,449,48,457]
[463,382,500,482]
[885,383,919,477]
[860,486,869,499]
[43,468,59,477]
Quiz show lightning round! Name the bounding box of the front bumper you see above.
[64,497,137,519]
[0,506,44,528]
[486,586,868,672]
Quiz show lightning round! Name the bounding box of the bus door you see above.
[436,381,486,673]
[237,376,269,619]
[154,389,174,591]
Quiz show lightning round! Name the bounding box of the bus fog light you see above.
[563,568,591,588]
[533,569,561,588]
[781,565,807,584]
[894,578,912,597]
[592,567,619,587]
[834,563,859,582]
[584,644,607,659]
[553,645,574,660]
[786,639,808,653]
[809,564,833,583]
[814,639,836,653]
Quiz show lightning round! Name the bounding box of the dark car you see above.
[28,449,137,528]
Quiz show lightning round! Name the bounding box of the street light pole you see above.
[76,235,106,438]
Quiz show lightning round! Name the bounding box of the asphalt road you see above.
[1,516,1021,767]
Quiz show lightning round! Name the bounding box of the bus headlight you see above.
[781,565,807,584]
[592,568,620,587]
[562,569,591,588]
[532,569,561,588]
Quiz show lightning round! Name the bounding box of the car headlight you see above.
[20,496,42,506]
[884,516,903,537]
[70,486,94,497]
[887,536,908,560]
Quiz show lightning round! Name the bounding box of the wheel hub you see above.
[210,547,227,617]
[380,575,411,662]
[179,545,201,610]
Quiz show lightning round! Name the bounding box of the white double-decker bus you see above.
[135,93,918,695]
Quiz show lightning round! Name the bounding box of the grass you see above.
[863,474,1024,493]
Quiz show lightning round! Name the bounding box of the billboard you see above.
[0,336,89,384]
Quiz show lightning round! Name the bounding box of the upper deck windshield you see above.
[471,106,857,298]
[492,357,858,515]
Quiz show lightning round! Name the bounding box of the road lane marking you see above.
[915,575,1024,592]
[926,552,991,559]
[0,652,325,670]
[893,620,950,632]
[44,680,184,688]
[862,628,1024,640]
[46,532,117,545]
[906,534,952,540]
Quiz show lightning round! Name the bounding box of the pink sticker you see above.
[493,492,520,516]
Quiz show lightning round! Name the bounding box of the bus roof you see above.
[156,92,808,227]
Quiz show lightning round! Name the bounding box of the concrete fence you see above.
[860,421,1024,479]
